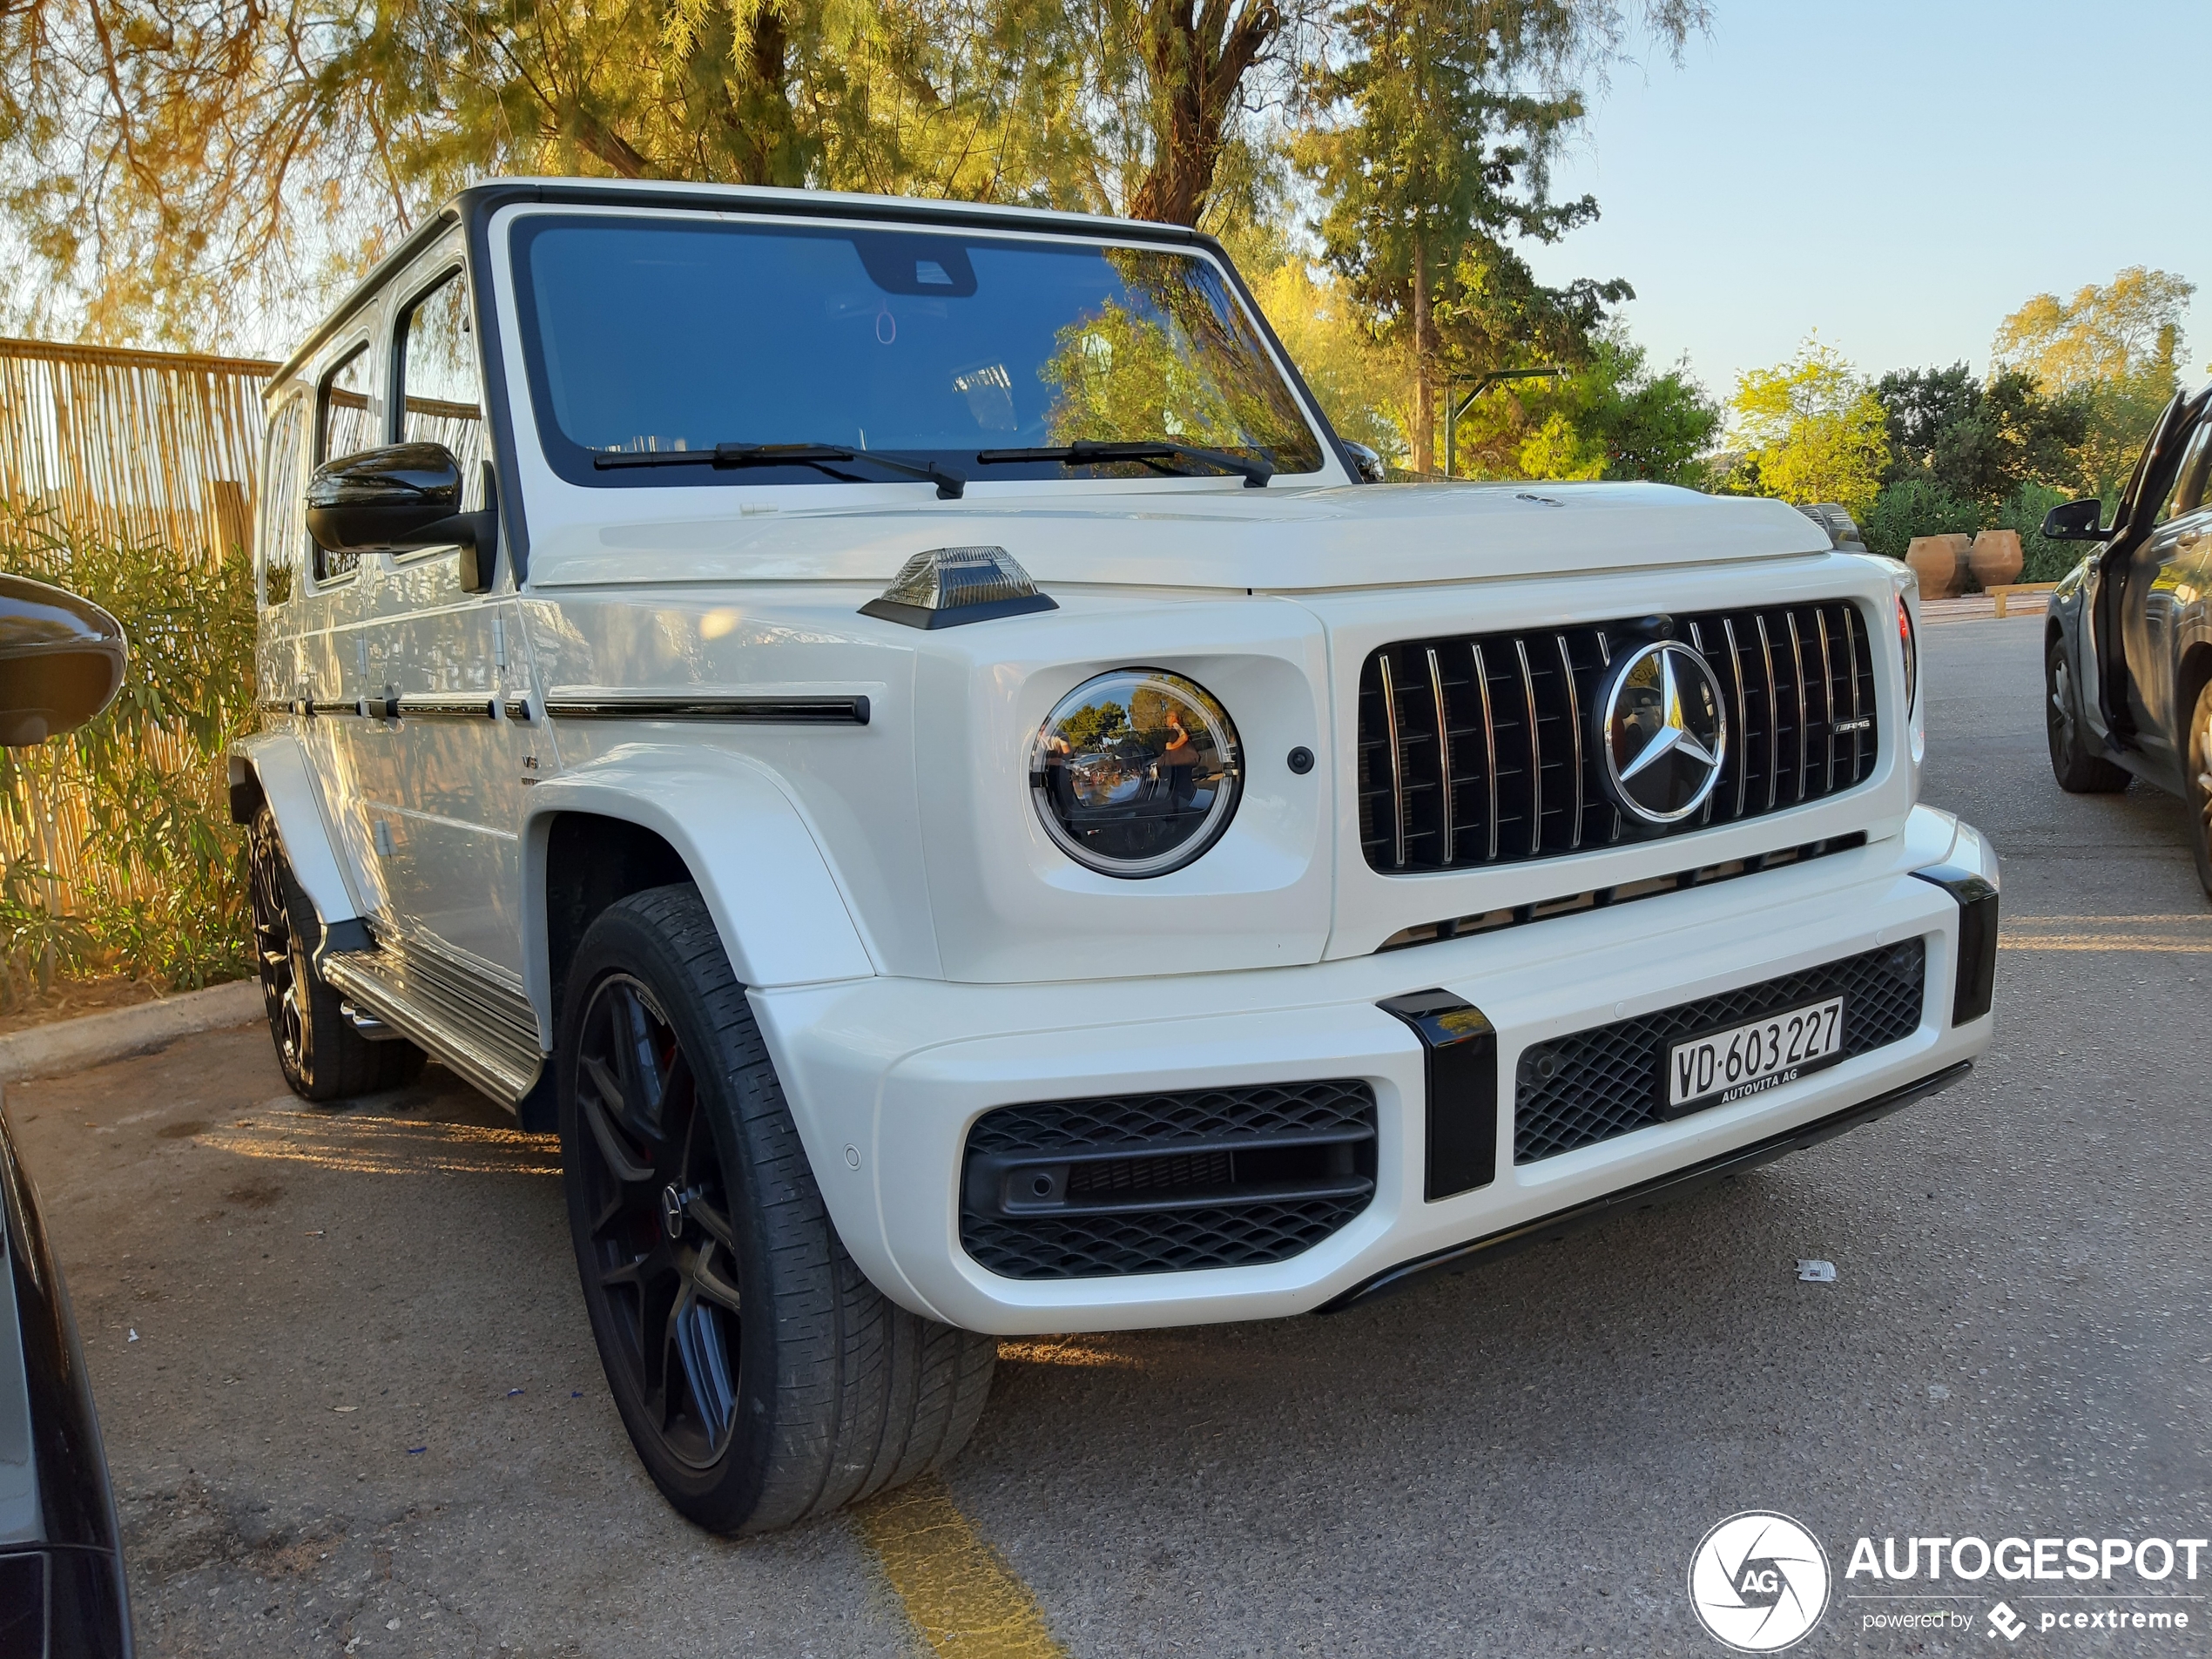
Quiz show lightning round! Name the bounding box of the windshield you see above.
[510,214,1325,487]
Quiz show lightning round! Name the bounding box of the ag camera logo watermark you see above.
[1687,1512,1831,1652]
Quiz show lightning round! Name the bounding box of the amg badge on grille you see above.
[1597,641,1730,825]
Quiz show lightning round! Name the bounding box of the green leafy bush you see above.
[1863,478,1982,561]
[0,503,254,1001]
[1994,482,2089,583]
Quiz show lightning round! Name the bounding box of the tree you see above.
[1873,362,2087,510]
[1991,267,2195,501]
[1722,336,1889,520]
[1294,0,1701,474]
[0,0,1096,343]
[1244,248,1412,461]
[1,0,1703,358]
[1443,330,1716,482]
[1991,266,2195,391]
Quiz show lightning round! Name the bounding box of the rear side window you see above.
[259,392,307,605]
[315,344,374,580]
[397,266,487,509]
[317,343,374,463]
[2170,422,2212,521]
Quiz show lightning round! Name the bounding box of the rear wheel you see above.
[2046,637,2130,793]
[2185,678,2212,900]
[559,884,995,1534]
[246,805,426,1100]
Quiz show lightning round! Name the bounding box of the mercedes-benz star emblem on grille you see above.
[1598,640,1729,824]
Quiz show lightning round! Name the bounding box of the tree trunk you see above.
[1411,231,1436,476]
[1125,0,1281,226]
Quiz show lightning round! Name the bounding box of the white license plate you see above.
[1665,996,1844,1113]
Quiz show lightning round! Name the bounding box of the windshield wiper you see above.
[592,442,964,499]
[974,439,1272,488]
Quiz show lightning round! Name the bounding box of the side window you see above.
[397,267,487,509]
[259,392,308,606]
[2170,423,2212,521]
[315,344,374,581]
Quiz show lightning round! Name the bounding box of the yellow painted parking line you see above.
[2007,915,2212,924]
[854,1474,1066,1658]
[1999,937,2212,952]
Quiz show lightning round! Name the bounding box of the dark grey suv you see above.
[2041,385,2212,894]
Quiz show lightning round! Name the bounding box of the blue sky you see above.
[1521,0,2212,401]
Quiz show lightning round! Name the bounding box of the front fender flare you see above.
[227,732,363,935]
[520,744,877,1026]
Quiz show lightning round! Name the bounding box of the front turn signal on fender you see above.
[858,546,1059,630]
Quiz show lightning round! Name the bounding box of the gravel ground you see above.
[8,614,2208,1656]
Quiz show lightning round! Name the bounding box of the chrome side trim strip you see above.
[543,694,871,725]
[1426,647,1453,866]
[1379,654,1406,868]
[400,697,497,719]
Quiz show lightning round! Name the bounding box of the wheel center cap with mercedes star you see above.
[1600,637,1729,823]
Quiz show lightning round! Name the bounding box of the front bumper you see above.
[753,805,1997,1334]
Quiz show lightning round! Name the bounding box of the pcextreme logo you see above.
[1687,1512,1832,1652]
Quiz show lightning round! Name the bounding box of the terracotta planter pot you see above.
[1906,533,1971,600]
[1968,528,2023,590]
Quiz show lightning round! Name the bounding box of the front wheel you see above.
[2046,637,2130,793]
[2185,678,2212,900]
[246,805,425,1100]
[559,884,995,1534]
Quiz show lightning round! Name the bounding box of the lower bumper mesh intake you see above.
[1514,938,1928,1163]
[959,1081,1378,1280]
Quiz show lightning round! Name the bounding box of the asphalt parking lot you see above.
[9,613,2210,1656]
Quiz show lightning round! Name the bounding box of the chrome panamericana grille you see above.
[1356,602,1880,873]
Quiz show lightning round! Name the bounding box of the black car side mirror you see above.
[2041,497,2107,543]
[306,442,499,592]
[0,573,127,746]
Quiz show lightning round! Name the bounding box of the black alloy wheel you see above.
[2187,678,2212,900]
[246,804,424,1100]
[568,972,745,1471]
[2045,636,2130,794]
[558,885,997,1534]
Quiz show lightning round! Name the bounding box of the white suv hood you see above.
[536,480,1835,592]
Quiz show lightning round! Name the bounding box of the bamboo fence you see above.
[0,335,275,563]
[1,336,275,941]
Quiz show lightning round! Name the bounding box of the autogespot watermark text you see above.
[1845,1533,2207,1585]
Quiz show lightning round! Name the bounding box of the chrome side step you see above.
[321,940,544,1106]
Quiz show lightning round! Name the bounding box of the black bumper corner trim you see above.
[1315,1058,1973,1314]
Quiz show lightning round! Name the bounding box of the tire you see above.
[2046,636,2130,793]
[2185,678,2212,900]
[246,804,427,1101]
[557,884,995,1534]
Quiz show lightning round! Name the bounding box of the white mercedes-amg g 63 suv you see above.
[233,178,1998,1534]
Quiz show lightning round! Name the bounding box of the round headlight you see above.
[1028,670,1242,877]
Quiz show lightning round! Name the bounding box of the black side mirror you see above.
[0,573,127,746]
[1343,440,1387,484]
[2041,497,2107,543]
[306,442,499,591]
